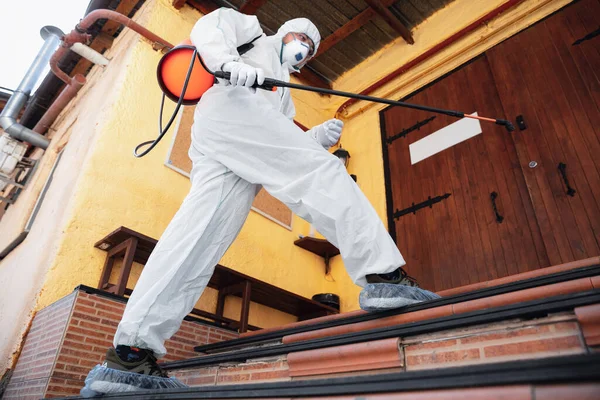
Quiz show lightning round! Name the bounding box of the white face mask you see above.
[280,35,311,67]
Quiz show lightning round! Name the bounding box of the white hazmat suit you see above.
[114,8,406,357]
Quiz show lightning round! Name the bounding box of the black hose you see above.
[134,49,198,157]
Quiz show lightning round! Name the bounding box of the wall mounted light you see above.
[333,148,350,168]
[333,147,357,182]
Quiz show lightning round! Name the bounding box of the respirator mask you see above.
[280,33,312,67]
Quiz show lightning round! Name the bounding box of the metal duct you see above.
[0,26,63,149]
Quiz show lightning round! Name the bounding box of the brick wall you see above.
[4,288,238,399]
[170,356,290,386]
[2,293,75,400]
[404,313,585,370]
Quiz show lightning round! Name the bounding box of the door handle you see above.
[490,192,504,223]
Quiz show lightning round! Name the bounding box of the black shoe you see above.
[366,267,420,287]
[104,345,169,378]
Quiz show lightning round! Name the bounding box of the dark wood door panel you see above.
[487,0,600,264]
[382,0,599,291]
[383,56,545,291]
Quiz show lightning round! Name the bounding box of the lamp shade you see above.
[333,148,350,168]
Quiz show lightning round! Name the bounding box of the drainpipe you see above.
[0,26,63,149]
[0,150,64,260]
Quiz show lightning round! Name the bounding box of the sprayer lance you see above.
[213,70,515,133]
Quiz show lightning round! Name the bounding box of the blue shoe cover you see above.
[359,283,441,311]
[80,365,187,397]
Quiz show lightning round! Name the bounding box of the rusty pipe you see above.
[44,9,174,134]
[50,46,73,85]
[51,9,173,85]
[33,74,86,135]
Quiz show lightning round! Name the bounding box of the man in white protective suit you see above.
[81,8,439,394]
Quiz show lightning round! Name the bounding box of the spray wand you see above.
[214,69,515,133]
[139,47,514,157]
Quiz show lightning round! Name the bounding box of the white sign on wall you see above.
[409,112,482,165]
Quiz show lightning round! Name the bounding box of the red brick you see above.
[93,302,124,313]
[37,349,59,359]
[406,339,458,351]
[62,339,93,351]
[240,361,285,371]
[552,322,580,332]
[484,336,583,357]
[100,318,119,327]
[56,363,90,374]
[407,348,481,366]
[217,373,250,383]
[187,375,217,386]
[77,298,97,308]
[39,325,66,339]
[171,336,197,345]
[72,312,101,323]
[65,332,86,342]
[176,331,199,340]
[52,371,85,381]
[460,326,551,344]
[78,358,102,368]
[249,370,289,381]
[69,325,109,338]
[96,309,122,319]
[165,341,185,350]
[57,354,81,365]
[60,347,92,359]
[84,336,113,347]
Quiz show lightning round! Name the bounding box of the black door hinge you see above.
[387,116,436,144]
[573,27,600,45]
[393,193,451,220]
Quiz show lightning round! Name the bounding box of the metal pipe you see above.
[40,7,174,138]
[41,9,174,135]
[49,47,73,85]
[75,9,173,49]
[0,26,63,149]
[33,74,86,134]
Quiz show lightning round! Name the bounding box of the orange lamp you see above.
[156,39,215,105]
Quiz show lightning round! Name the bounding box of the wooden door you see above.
[382,56,548,292]
[487,0,600,265]
[381,0,600,292]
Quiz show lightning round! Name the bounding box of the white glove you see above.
[309,119,344,149]
[221,62,265,89]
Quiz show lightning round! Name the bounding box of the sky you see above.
[0,0,90,93]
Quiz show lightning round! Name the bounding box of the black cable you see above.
[134,49,198,157]
[0,86,15,93]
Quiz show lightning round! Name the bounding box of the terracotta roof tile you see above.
[575,303,600,347]
[284,278,595,344]
[287,338,402,377]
